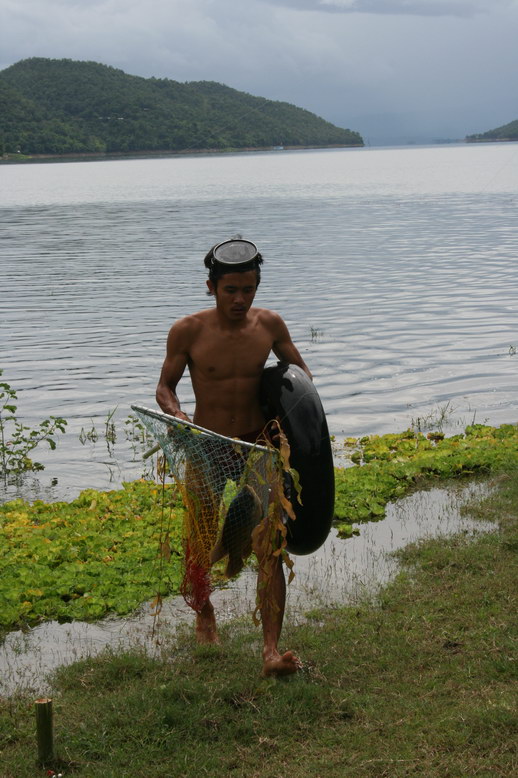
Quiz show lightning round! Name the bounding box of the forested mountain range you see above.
[466,119,518,142]
[0,58,363,156]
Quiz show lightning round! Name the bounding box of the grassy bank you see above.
[1,473,516,777]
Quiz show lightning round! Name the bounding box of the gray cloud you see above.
[1,0,517,144]
[260,0,515,17]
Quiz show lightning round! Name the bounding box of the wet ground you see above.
[0,479,496,697]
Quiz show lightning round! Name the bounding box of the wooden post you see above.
[35,697,53,765]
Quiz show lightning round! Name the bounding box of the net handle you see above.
[131,405,272,454]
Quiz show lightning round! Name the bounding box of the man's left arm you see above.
[271,313,313,380]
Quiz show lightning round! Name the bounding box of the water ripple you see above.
[1,146,518,500]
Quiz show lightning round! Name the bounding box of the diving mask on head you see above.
[212,238,259,266]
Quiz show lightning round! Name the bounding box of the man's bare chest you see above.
[189,326,273,380]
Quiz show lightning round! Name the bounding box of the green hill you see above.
[466,118,518,143]
[0,58,363,156]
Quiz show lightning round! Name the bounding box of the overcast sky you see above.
[1,0,517,143]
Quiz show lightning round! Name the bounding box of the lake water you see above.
[1,143,518,503]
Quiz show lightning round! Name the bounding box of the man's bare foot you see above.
[195,602,219,644]
[262,649,301,677]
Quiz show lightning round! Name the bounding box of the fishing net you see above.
[131,406,294,615]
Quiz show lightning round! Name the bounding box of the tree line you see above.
[466,118,518,142]
[0,58,363,156]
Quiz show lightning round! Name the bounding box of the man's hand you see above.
[173,409,191,423]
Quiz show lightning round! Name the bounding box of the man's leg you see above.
[257,546,300,677]
[195,440,251,642]
[183,460,223,642]
[195,597,219,644]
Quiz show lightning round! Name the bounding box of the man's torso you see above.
[188,307,275,437]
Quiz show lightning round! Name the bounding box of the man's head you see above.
[204,237,263,293]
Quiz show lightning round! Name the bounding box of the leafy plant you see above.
[0,480,184,630]
[0,371,67,480]
[334,423,518,536]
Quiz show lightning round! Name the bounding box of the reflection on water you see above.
[0,480,495,696]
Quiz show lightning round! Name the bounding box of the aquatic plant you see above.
[0,480,184,631]
[1,421,517,632]
[410,400,454,433]
[334,423,518,536]
[0,371,67,480]
[79,410,154,461]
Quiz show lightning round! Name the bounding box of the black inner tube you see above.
[260,362,335,555]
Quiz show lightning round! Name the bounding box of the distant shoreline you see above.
[465,137,518,144]
[3,138,516,165]
[0,142,363,165]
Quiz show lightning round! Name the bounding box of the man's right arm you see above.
[269,312,313,380]
[155,319,193,421]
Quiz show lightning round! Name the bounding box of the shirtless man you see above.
[156,237,311,677]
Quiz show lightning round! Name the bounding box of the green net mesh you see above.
[132,406,285,613]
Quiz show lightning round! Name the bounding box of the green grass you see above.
[1,473,516,776]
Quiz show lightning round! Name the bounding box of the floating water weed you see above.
[2,422,517,632]
[334,422,518,536]
[0,481,184,631]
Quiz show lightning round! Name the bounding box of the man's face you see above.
[208,270,258,320]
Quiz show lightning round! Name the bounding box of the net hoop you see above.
[131,405,272,455]
[131,404,287,615]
